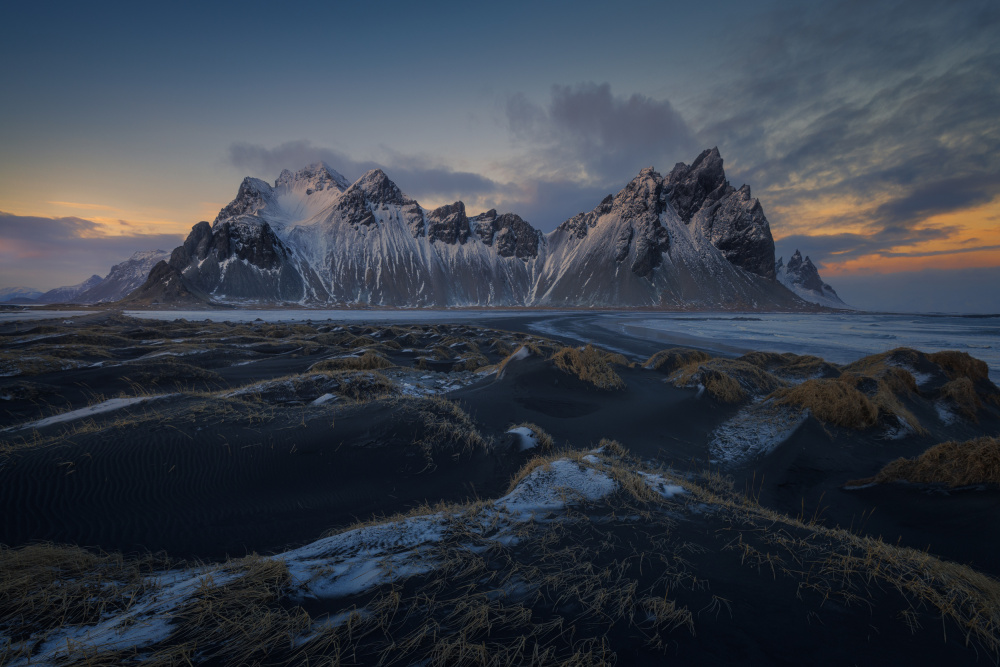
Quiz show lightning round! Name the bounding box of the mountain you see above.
[74,250,170,303]
[35,275,104,303]
[131,150,828,310]
[775,250,850,309]
[533,151,800,308]
[0,287,43,303]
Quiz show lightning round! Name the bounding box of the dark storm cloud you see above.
[0,212,184,289]
[228,141,499,202]
[695,0,1000,260]
[505,83,697,185]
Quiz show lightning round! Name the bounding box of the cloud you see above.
[691,0,1000,252]
[228,140,499,204]
[227,139,623,229]
[0,212,184,290]
[505,83,696,185]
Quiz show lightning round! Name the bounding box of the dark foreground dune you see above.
[1,312,999,665]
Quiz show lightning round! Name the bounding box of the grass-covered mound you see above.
[851,436,1000,488]
[4,446,1000,665]
[550,344,630,391]
[669,357,787,403]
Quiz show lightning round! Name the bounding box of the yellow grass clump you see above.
[738,351,835,379]
[851,436,1000,487]
[671,359,786,404]
[928,350,990,383]
[771,371,924,433]
[644,348,711,373]
[939,377,983,421]
[310,351,395,372]
[550,344,627,391]
[772,378,878,428]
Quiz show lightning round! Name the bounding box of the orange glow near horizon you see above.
[776,194,1000,276]
[0,199,219,238]
[4,186,1000,277]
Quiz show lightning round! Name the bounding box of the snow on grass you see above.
[4,394,179,432]
[497,459,617,518]
[709,402,807,465]
[311,393,337,405]
[281,514,449,600]
[507,426,538,451]
[6,456,621,664]
[637,471,687,498]
[887,361,934,387]
[9,568,236,667]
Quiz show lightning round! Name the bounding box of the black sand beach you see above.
[2,311,999,665]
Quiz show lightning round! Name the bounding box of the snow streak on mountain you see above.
[775,250,851,309]
[132,150,836,310]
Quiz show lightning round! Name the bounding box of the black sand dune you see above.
[2,313,1000,664]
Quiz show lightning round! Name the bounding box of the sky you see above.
[1,0,997,312]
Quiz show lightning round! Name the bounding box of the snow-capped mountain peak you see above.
[351,168,411,206]
[132,149,839,310]
[275,161,349,194]
[775,250,851,309]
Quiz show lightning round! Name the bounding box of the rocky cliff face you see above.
[775,250,850,309]
[664,148,776,279]
[534,164,803,309]
[426,202,472,245]
[130,149,829,310]
[470,210,541,259]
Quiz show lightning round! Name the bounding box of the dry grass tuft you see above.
[455,352,490,372]
[551,345,627,391]
[770,369,925,434]
[851,436,1000,488]
[0,352,78,377]
[928,351,990,383]
[333,371,397,401]
[671,359,786,403]
[738,351,836,379]
[311,351,395,372]
[596,437,630,459]
[0,543,171,650]
[126,359,223,386]
[407,396,492,468]
[939,377,983,421]
[644,348,711,373]
[772,378,878,428]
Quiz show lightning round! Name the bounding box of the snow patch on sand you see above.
[508,426,538,451]
[709,403,807,464]
[5,394,178,432]
[498,459,617,518]
[638,471,687,498]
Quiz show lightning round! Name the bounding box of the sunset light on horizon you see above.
[1,0,997,311]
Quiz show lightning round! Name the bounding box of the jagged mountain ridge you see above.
[72,250,170,304]
[131,149,823,309]
[35,275,104,303]
[776,250,850,309]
